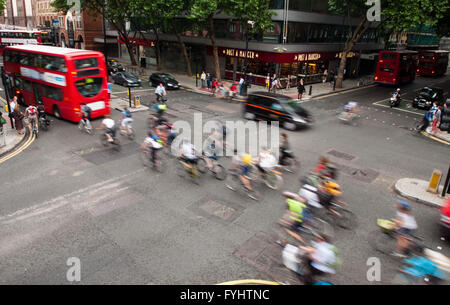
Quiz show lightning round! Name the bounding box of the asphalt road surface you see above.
[0,75,449,284]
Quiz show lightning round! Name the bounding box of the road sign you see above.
[427,169,442,194]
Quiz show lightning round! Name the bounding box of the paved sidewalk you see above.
[423,126,450,145]
[109,96,149,113]
[395,178,448,208]
[120,60,373,101]
[0,99,27,157]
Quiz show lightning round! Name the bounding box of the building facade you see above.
[1,0,35,29]
[115,0,383,84]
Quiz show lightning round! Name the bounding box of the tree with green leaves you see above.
[51,0,140,65]
[0,0,5,12]
[329,0,449,88]
[189,0,274,81]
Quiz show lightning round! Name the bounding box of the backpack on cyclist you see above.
[28,107,37,116]
[124,109,132,118]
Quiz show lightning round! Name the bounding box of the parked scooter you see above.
[390,88,402,108]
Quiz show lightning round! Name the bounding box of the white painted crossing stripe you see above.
[372,99,423,116]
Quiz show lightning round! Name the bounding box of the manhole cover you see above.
[199,200,237,221]
[327,149,356,161]
[334,163,379,183]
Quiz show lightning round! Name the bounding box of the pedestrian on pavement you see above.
[201,71,206,88]
[329,70,335,85]
[239,77,244,96]
[419,109,433,132]
[266,73,270,92]
[431,106,442,134]
[297,78,305,100]
[207,73,212,91]
[248,73,254,88]
[13,104,24,135]
[271,74,279,93]
[323,69,328,83]
[211,78,218,96]
[286,75,291,90]
[8,96,17,129]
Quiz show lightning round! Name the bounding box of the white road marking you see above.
[373,99,423,116]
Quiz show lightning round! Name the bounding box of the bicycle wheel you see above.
[265,171,283,190]
[197,158,207,174]
[284,157,300,174]
[112,138,121,151]
[78,120,84,131]
[127,128,135,141]
[213,164,227,181]
[368,229,397,255]
[176,161,187,178]
[334,208,357,230]
[225,173,240,191]
[140,150,152,167]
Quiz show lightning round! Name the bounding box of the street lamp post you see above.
[102,1,108,63]
[242,20,254,96]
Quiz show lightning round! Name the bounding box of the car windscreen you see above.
[122,73,137,79]
[419,89,433,97]
[161,74,176,81]
[281,99,308,116]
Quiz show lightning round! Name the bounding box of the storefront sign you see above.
[118,37,154,47]
[294,53,321,61]
[335,51,357,59]
[222,48,259,59]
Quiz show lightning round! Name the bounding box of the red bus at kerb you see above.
[3,45,110,122]
[374,50,418,86]
[417,50,449,77]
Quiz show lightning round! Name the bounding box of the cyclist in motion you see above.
[25,103,39,134]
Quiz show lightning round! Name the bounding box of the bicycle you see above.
[38,115,50,131]
[100,133,121,151]
[248,165,283,190]
[322,200,357,230]
[176,157,200,184]
[197,154,227,181]
[29,117,38,138]
[140,147,165,173]
[119,120,135,140]
[78,118,94,135]
[279,151,300,174]
[225,170,260,201]
[368,219,425,258]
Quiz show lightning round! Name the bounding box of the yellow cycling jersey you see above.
[241,153,252,166]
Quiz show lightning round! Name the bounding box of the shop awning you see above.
[94,37,118,44]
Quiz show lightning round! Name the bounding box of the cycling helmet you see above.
[242,153,252,166]
[397,88,401,92]
[397,200,411,211]
[323,179,342,197]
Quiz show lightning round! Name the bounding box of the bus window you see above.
[75,58,98,70]
[381,53,397,60]
[42,85,63,101]
[75,77,103,98]
[14,76,23,90]
[23,79,33,92]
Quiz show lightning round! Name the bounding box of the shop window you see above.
[228,23,237,33]
[269,0,284,9]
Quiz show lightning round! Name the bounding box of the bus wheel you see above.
[53,105,62,119]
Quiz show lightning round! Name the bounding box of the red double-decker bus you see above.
[417,50,449,77]
[0,30,52,54]
[374,50,418,85]
[3,45,110,122]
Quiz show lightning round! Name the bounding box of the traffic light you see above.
[440,99,450,132]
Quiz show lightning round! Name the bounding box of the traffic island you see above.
[394,178,447,208]
[422,127,450,146]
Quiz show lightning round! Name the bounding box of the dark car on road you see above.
[149,73,179,90]
[112,72,141,87]
[107,59,125,75]
[412,87,446,110]
[243,92,313,130]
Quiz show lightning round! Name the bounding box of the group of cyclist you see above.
[23,101,47,135]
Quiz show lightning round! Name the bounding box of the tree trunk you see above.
[151,25,162,71]
[123,38,137,66]
[172,20,192,76]
[335,17,368,89]
[208,14,221,82]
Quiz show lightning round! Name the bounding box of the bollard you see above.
[442,166,450,197]
[309,86,312,96]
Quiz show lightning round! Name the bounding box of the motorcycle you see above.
[390,93,401,108]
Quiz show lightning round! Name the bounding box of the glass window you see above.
[269,0,284,9]
[40,56,67,72]
[42,85,63,101]
[75,58,98,69]
[23,79,32,92]
[15,76,23,90]
[287,22,308,43]
[19,52,35,66]
[75,77,103,98]
[381,53,397,60]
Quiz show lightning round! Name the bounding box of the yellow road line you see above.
[420,131,450,146]
[313,85,376,100]
[216,279,282,285]
[0,128,35,163]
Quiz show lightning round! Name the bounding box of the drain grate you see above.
[327,149,356,161]
[199,200,237,221]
